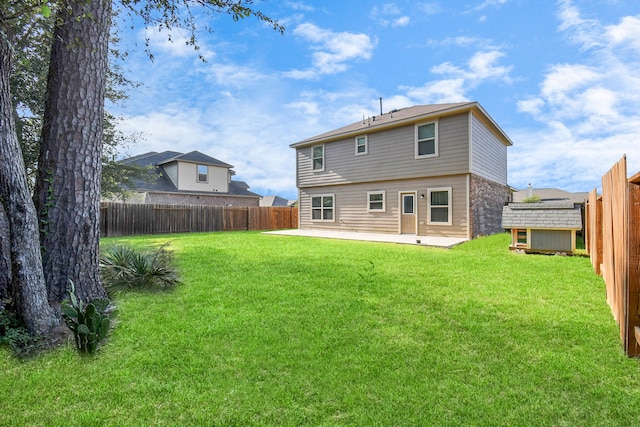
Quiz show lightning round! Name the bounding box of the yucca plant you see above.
[100,243,181,295]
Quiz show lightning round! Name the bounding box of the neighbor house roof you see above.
[124,150,233,169]
[121,151,258,197]
[513,187,589,205]
[259,195,292,207]
[290,102,513,148]
[501,201,583,230]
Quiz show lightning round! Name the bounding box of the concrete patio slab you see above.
[264,229,467,248]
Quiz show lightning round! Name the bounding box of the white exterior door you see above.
[400,192,416,234]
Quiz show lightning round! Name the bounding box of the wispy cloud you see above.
[370,3,411,27]
[400,49,513,103]
[512,0,640,191]
[470,0,509,12]
[284,23,376,79]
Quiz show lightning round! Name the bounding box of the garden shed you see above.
[501,200,583,254]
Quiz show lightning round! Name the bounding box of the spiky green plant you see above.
[100,243,181,295]
[61,281,110,354]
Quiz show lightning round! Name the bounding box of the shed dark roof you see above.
[501,201,583,230]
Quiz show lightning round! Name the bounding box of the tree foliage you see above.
[0,0,283,342]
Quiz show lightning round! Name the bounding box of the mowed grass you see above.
[2,232,640,426]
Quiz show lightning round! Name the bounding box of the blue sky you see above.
[111,0,640,201]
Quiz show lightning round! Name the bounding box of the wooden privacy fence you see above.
[585,155,640,357]
[100,202,298,237]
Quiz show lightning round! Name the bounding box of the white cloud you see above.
[416,2,442,15]
[470,0,508,12]
[284,23,375,79]
[286,1,315,12]
[511,1,640,191]
[370,3,411,27]
[606,15,640,51]
[404,78,468,104]
[400,49,512,104]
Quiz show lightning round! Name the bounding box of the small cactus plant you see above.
[61,281,110,354]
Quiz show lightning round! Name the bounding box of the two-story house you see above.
[120,150,261,206]
[290,102,513,239]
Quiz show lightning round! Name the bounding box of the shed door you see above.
[400,193,416,234]
[531,230,572,252]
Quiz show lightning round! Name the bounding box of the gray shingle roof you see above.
[501,201,583,230]
[159,151,233,168]
[124,150,232,169]
[290,102,513,148]
[120,151,257,197]
[512,187,589,204]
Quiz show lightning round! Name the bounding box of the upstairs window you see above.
[427,187,451,225]
[197,164,208,183]
[355,135,368,155]
[312,145,325,171]
[311,194,334,221]
[415,122,438,158]
[367,191,385,212]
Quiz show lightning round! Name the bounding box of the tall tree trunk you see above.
[0,30,58,334]
[34,0,111,304]
[0,204,10,301]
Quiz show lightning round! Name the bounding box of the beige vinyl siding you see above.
[164,163,178,187]
[176,162,229,192]
[297,113,471,188]
[299,174,468,237]
[470,113,508,185]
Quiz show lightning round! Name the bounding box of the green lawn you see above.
[2,232,640,426]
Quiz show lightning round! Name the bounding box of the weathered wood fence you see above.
[100,202,298,237]
[585,155,640,357]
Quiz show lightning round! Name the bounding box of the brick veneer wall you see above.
[469,174,512,238]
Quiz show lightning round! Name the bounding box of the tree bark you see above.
[35,0,111,304]
[0,203,10,301]
[0,30,58,334]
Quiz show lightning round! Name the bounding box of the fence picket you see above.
[584,156,640,356]
[100,202,297,237]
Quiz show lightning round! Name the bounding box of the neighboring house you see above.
[290,102,513,239]
[259,195,295,207]
[119,150,261,206]
[513,184,589,205]
[501,200,583,254]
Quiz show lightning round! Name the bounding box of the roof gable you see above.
[160,151,233,168]
[290,102,513,148]
[123,151,233,169]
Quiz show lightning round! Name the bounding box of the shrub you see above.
[522,195,541,203]
[61,281,110,354]
[100,243,181,295]
[0,301,32,352]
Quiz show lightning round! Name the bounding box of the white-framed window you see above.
[311,194,334,221]
[427,187,451,225]
[415,121,438,159]
[367,191,385,212]
[197,164,208,183]
[312,145,325,171]
[355,135,368,155]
